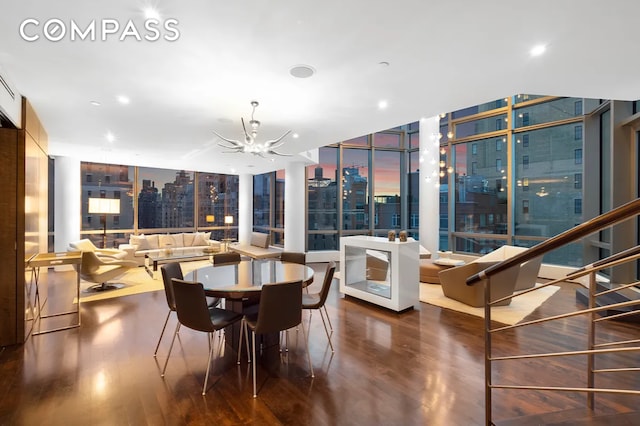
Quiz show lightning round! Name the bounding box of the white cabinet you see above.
[339,236,419,312]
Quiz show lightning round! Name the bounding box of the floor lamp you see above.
[224,215,233,240]
[88,198,120,248]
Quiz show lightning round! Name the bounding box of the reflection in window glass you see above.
[455,114,508,139]
[343,135,368,146]
[409,132,420,149]
[275,169,285,228]
[514,123,583,246]
[253,173,271,228]
[307,147,338,250]
[408,150,420,232]
[454,138,508,251]
[197,173,226,228]
[451,98,508,119]
[374,150,401,230]
[513,98,582,128]
[374,132,401,148]
[342,148,369,231]
[137,168,194,230]
[513,94,546,104]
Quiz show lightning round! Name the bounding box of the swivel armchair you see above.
[78,251,137,292]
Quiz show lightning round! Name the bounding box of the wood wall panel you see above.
[0,97,47,346]
[0,128,19,345]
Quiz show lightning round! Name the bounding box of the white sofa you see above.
[118,232,221,266]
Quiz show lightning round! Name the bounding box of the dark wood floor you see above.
[1,264,639,425]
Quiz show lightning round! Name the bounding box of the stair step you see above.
[575,285,640,322]
[595,281,640,304]
[495,408,640,426]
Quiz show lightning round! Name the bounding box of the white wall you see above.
[238,173,253,245]
[284,161,306,252]
[54,156,81,251]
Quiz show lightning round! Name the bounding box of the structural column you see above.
[284,161,306,252]
[419,116,441,256]
[54,156,81,252]
[238,173,253,245]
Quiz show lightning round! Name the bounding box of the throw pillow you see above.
[171,233,184,248]
[146,234,160,249]
[159,234,177,248]
[192,232,208,246]
[130,235,149,250]
[182,232,195,247]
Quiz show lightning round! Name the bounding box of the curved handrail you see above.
[466,197,640,286]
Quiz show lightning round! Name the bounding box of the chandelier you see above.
[213,101,291,156]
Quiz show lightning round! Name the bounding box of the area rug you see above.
[77,260,211,303]
[419,283,561,325]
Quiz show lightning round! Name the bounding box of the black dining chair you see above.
[155,262,183,358]
[237,280,313,397]
[213,251,241,266]
[161,278,243,395]
[303,261,336,352]
[280,251,306,265]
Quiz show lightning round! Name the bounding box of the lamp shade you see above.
[224,215,234,225]
[206,214,215,223]
[88,198,120,214]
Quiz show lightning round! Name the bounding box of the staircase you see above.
[576,282,640,322]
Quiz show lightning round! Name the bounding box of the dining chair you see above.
[280,251,306,265]
[302,261,336,352]
[236,280,313,397]
[213,251,241,266]
[162,278,243,395]
[155,262,183,358]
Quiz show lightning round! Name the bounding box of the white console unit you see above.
[339,236,419,312]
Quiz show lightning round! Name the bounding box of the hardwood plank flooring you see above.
[1,264,638,425]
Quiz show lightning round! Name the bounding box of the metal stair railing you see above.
[465,198,640,426]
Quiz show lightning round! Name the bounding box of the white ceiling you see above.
[1,1,639,175]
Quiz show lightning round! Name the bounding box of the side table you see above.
[28,251,82,335]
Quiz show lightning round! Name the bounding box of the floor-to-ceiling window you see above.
[80,162,134,248]
[307,147,339,250]
[341,146,370,233]
[372,139,402,236]
[253,169,285,246]
[306,128,410,251]
[407,122,420,239]
[138,168,194,231]
[80,163,237,244]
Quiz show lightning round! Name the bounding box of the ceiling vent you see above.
[0,66,22,128]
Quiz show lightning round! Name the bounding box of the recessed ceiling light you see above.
[105,132,116,143]
[530,44,546,57]
[292,133,299,139]
[378,100,388,110]
[90,100,101,106]
[117,95,130,105]
[143,6,161,20]
[289,65,315,78]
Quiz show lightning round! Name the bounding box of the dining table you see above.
[184,259,314,298]
[184,259,315,352]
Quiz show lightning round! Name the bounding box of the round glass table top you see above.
[184,259,314,298]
